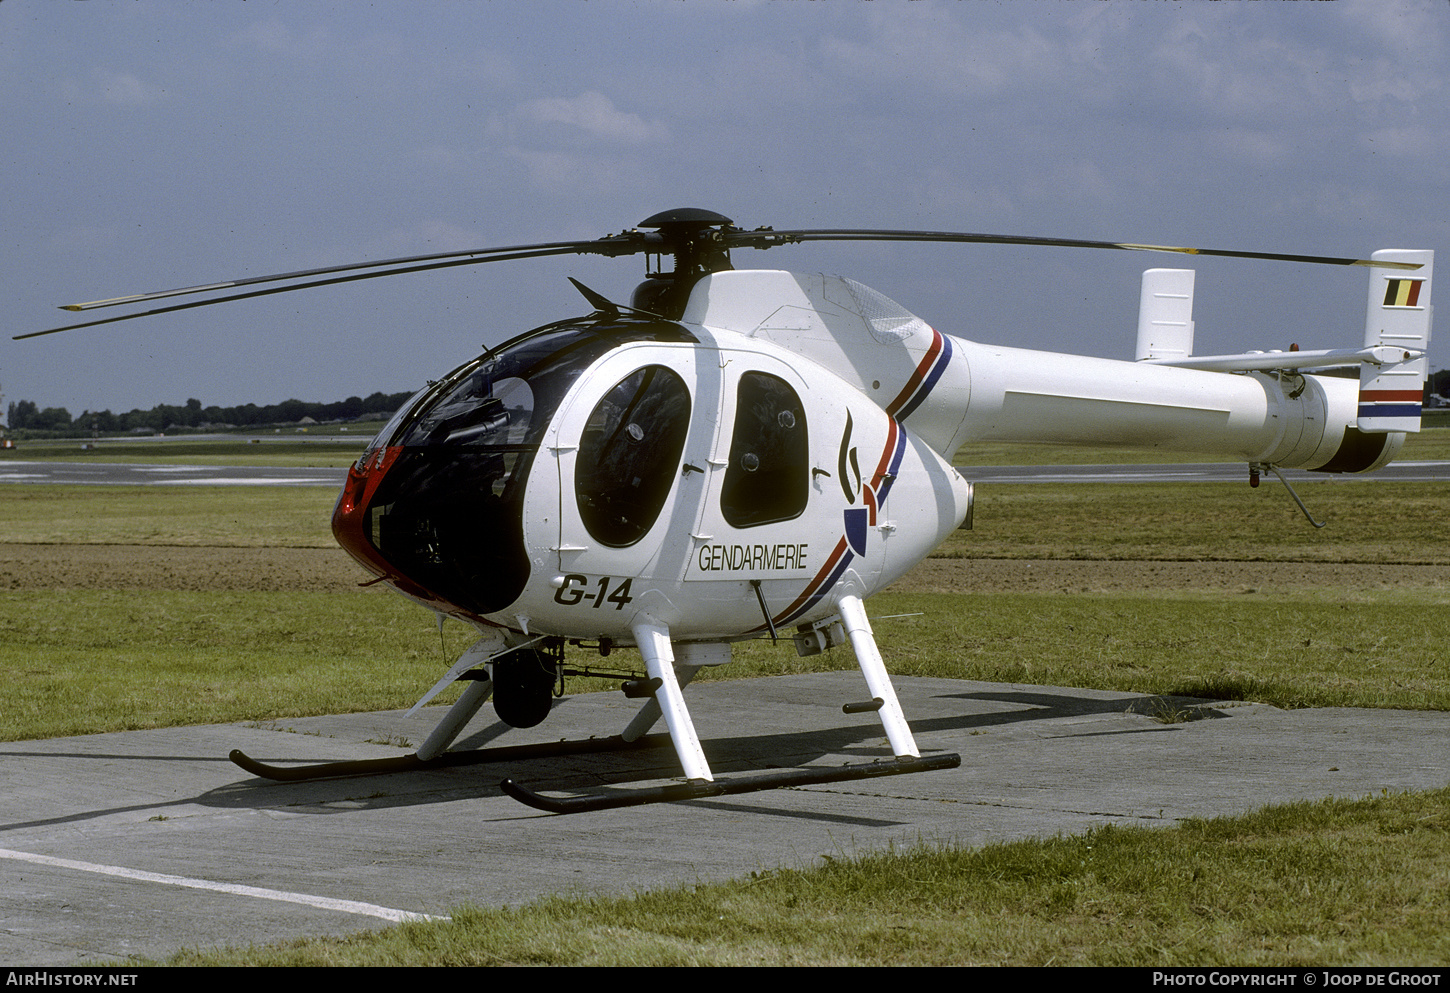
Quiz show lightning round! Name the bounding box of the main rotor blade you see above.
[58,237,631,313]
[18,243,618,340]
[24,217,1419,342]
[724,228,1422,270]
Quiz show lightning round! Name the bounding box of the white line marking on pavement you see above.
[0,847,447,923]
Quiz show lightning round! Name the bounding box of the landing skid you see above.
[231,735,958,810]
[231,595,958,812]
[501,752,962,814]
[229,734,673,783]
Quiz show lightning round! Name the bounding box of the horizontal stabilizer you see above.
[1144,344,1419,373]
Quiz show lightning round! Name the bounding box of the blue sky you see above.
[4,0,1447,416]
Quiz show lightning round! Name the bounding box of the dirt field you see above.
[5,542,1446,597]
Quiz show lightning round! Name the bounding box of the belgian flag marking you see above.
[1382,279,1423,308]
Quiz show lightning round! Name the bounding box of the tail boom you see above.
[944,340,1400,474]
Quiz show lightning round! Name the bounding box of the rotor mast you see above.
[629,208,736,318]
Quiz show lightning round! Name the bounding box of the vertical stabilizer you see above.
[1135,268,1196,361]
[1359,249,1433,433]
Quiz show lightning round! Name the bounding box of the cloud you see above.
[96,69,168,106]
[504,146,642,196]
[516,91,669,145]
[1338,0,1448,68]
[820,6,1070,100]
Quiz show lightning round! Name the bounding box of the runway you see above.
[4,673,1447,965]
[0,461,347,487]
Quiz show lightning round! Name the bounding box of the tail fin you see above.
[1358,249,1433,433]
[1134,268,1196,362]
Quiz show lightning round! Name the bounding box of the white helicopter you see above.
[23,208,1433,812]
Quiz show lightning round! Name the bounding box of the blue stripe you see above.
[875,428,908,504]
[896,335,952,421]
[777,550,855,628]
[1358,404,1422,419]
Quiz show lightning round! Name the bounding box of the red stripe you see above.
[771,412,906,627]
[1359,390,1424,402]
[870,417,899,487]
[885,331,943,416]
[774,536,849,623]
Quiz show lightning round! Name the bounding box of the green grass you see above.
[3,484,340,546]
[0,589,469,741]
[7,476,1448,560]
[167,787,1450,966]
[858,591,1450,711]
[1421,409,1450,431]
[8,423,1447,468]
[10,585,1445,741]
[939,480,1450,562]
[3,470,1446,740]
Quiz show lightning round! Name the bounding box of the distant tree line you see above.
[1431,368,1450,406]
[5,390,414,437]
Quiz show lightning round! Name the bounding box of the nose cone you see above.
[331,445,405,582]
[331,443,533,619]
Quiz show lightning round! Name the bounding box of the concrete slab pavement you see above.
[2,673,1447,965]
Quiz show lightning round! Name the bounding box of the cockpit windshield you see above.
[401,371,531,448]
[374,317,694,451]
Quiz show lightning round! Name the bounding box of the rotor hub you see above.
[629,208,737,318]
[639,208,736,277]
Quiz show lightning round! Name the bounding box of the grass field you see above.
[3,434,1447,966]
[3,482,340,546]
[6,474,1449,740]
[4,439,1448,739]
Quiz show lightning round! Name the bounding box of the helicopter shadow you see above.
[916,686,1229,738]
[199,680,1226,818]
[201,723,921,823]
[0,681,1226,835]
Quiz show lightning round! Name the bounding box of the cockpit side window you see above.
[721,372,808,528]
[576,365,692,548]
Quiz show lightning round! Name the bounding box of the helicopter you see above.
[22,208,1433,813]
